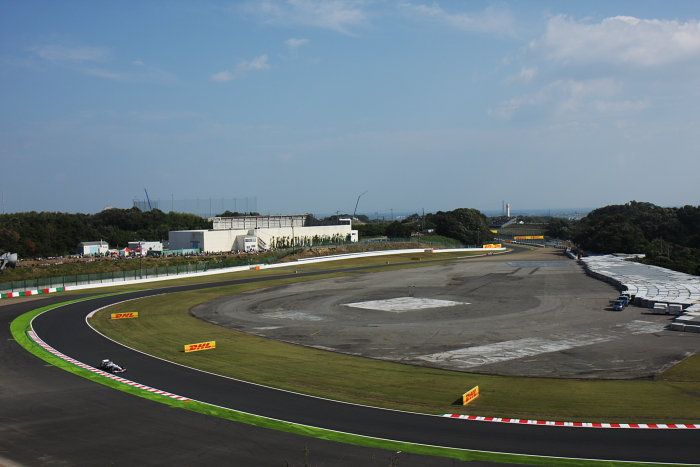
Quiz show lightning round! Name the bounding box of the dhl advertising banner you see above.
[483,244,502,249]
[184,341,216,353]
[462,386,480,405]
[111,312,139,320]
[514,236,544,240]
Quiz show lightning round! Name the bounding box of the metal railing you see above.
[0,251,290,294]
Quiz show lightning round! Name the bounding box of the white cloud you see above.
[489,78,625,120]
[245,0,367,34]
[132,111,203,121]
[286,38,310,49]
[286,38,310,58]
[26,43,176,82]
[29,44,112,62]
[592,100,650,113]
[532,15,700,67]
[211,71,235,82]
[399,2,515,36]
[211,55,271,82]
[503,66,538,84]
[239,54,271,72]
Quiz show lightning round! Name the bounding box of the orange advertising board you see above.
[483,244,502,249]
[462,386,480,405]
[111,312,139,320]
[184,341,216,353]
[514,236,544,240]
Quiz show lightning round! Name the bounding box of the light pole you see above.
[353,191,367,221]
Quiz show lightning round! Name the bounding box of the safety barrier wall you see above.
[579,254,700,333]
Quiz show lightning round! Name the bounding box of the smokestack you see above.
[506,204,511,217]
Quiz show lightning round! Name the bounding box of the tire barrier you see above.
[579,255,700,332]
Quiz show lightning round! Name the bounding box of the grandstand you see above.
[489,216,517,229]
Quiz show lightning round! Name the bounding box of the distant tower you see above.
[506,204,511,217]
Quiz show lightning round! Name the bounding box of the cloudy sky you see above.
[2,1,699,216]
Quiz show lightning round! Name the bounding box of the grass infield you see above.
[89,281,700,424]
[12,298,692,467]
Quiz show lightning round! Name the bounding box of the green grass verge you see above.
[11,297,688,467]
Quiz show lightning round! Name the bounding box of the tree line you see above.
[351,208,495,245]
[570,201,700,275]
[0,208,212,258]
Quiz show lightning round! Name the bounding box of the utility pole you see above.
[391,209,393,221]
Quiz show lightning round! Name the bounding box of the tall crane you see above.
[144,188,153,211]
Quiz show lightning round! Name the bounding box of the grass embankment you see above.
[89,249,700,424]
[2,241,450,284]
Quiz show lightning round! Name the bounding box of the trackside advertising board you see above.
[111,312,139,319]
[462,386,480,405]
[483,244,502,248]
[514,236,544,240]
[184,341,216,353]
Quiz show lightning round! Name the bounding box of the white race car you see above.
[100,359,127,373]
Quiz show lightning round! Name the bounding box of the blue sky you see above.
[2,1,699,216]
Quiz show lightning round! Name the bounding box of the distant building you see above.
[169,214,358,253]
[127,241,163,256]
[78,240,109,256]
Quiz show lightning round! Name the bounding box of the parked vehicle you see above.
[617,295,630,306]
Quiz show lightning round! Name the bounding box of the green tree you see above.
[430,208,494,245]
[572,214,647,254]
[546,218,576,240]
[385,221,415,238]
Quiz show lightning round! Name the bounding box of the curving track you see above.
[10,256,700,465]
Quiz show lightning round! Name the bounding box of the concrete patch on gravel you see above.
[259,311,326,321]
[620,320,667,334]
[415,334,615,369]
[344,297,468,312]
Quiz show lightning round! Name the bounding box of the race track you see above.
[6,251,700,465]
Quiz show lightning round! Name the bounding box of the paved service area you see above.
[192,249,700,379]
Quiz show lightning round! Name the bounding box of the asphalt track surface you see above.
[8,253,700,465]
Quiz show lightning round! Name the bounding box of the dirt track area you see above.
[193,248,700,379]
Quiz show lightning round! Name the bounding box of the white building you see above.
[77,240,109,256]
[168,215,358,253]
[127,241,163,256]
